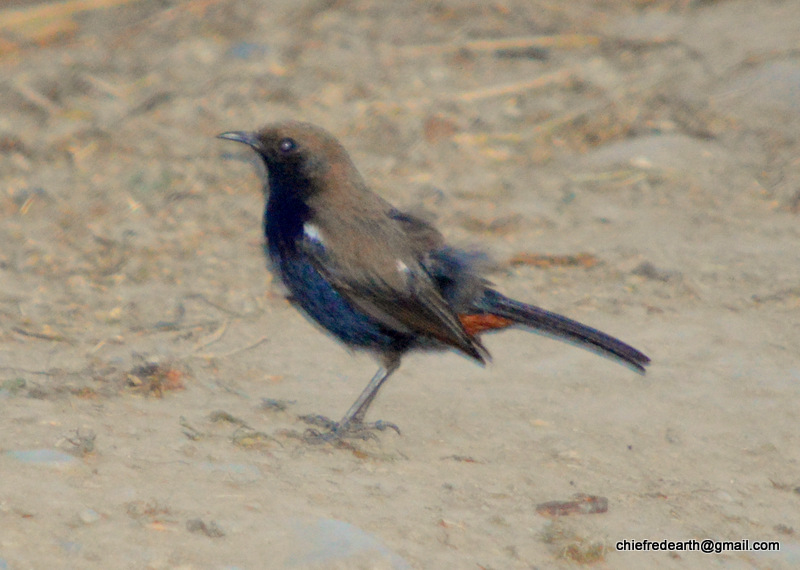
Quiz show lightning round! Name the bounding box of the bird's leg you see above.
[301,355,401,441]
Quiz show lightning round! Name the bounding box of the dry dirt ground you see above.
[1,0,799,568]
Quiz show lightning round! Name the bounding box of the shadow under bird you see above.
[218,121,650,439]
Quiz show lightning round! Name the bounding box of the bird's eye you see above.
[278,137,297,154]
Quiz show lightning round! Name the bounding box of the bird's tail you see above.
[469,289,650,373]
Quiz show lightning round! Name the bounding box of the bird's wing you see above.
[297,217,487,362]
[386,208,444,254]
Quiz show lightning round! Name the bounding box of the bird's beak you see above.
[217,131,260,148]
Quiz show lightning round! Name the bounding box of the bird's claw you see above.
[299,414,400,443]
[298,414,338,431]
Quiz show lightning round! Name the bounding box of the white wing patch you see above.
[303,223,324,245]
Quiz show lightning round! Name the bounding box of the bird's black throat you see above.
[264,169,313,255]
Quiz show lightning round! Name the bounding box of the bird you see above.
[217,121,650,439]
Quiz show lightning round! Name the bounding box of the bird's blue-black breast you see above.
[264,184,406,352]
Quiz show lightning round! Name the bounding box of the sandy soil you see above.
[1,0,799,568]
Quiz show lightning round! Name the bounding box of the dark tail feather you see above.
[475,289,650,374]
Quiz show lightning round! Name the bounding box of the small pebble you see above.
[6,449,78,467]
[79,508,101,524]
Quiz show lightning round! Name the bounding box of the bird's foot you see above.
[299,414,400,442]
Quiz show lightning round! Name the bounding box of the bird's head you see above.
[218,121,356,188]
